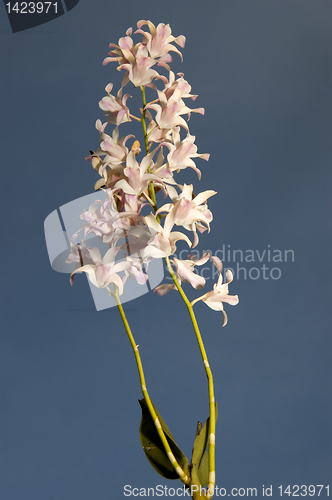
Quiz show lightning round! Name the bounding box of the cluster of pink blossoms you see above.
[67,20,238,324]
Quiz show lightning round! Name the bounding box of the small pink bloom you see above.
[162,132,209,178]
[122,255,148,285]
[191,257,239,326]
[99,83,131,126]
[146,87,204,133]
[136,20,185,63]
[69,246,131,293]
[119,45,160,87]
[113,150,164,198]
[141,213,192,260]
[173,252,210,289]
[164,71,197,101]
[157,184,216,247]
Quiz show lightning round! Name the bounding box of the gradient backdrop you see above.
[1,1,331,499]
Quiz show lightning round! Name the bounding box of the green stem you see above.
[140,86,159,219]
[165,257,216,499]
[140,84,215,498]
[140,86,150,156]
[112,287,189,485]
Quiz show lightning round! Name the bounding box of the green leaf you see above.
[138,398,190,480]
[198,447,209,487]
[191,403,218,487]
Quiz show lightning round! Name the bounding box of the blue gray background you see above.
[1,1,331,499]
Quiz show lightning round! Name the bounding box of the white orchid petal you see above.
[169,231,192,247]
[180,184,193,200]
[108,273,124,295]
[203,297,225,312]
[103,247,119,265]
[226,269,234,283]
[222,310,228,327]
[145,213,162,233]
[193,190,217,207]
[163,209,176,237]
[212,256,223,274]
[85,247,102,265]
[70,264,95,286]
[194,252,211,266]
[223,294,239,306]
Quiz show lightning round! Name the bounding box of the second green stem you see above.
[141,85,216,499]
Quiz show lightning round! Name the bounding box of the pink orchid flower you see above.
[173,252,210,289]
[122,255,148,286]
[145,109,173,143]
[135,21,185,68]
[79,194,144,247]
[146,88,204,132]
[162,131,210,178]
[66,232,92,266]
[69,246,131,294]
[103,31,160,87]
[89,128,138,189]
[141,212,192,260]
[154,252,211,296]
[102,28,141,87]
[112,150,164,198]
[103,28,137,67]
[157,184,216,247]
[163,71,198,101]
[191,256,239,326]
[98,127,132,165]
[99,83,131,126]
[119,44,160,87]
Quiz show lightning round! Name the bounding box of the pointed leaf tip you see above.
[191,403,218,487]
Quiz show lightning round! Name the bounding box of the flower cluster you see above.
[67,20,238,319]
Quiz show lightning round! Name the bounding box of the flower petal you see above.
[153,283,178,296]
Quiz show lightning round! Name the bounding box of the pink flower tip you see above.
[177,35,186,48]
